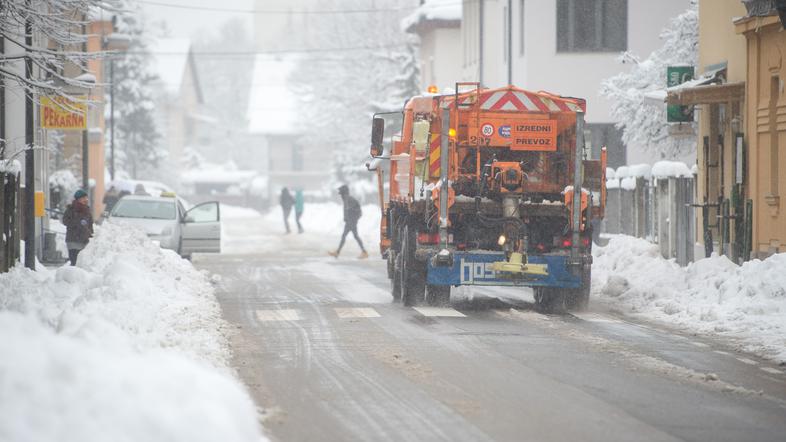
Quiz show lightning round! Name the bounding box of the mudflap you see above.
[425,251,582,289]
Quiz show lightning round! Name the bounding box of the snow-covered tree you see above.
[599,2,698,158]
[290,0,420,200]
[0,0,117,100]
[192,18,255,164]
[109,3,163,178]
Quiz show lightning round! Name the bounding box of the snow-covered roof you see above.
[149,38,194,96]
[401,0,462,33]
[247,55,300,136]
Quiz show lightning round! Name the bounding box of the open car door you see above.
[181,201,221,256]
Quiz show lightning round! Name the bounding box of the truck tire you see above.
[565,267,591,311]
[400,225,425,306]
[425,284,450,306]
[534,287,565,313]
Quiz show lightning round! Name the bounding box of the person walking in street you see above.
[133,183,150,196]
[280,187,295,234]
[102,185,120,213]
[329,185,368,259]
[62,189,94,266]
[294,189,305,234]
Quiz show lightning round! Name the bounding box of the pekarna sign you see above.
[40,96,87,130]
[511,120,557,151]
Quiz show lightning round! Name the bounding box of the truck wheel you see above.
[401,226,425,306]
[426,284,450,306]
[534,287,565,313]
[565,268,591,311]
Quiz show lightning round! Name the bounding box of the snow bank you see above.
[0,222,266,442]
[651,160,694,178]
[593,235,786,362]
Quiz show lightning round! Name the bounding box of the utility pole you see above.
[24,2,35,270]
[81,23,89,197]
[478,0,483,87]
[508,0,513,85]
[109,58,115,180]
[1,35,5,160]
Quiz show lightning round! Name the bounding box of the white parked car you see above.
[108,194,221,257]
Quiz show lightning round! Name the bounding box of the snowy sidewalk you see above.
[0,222,266,442]
[593,235,786,364]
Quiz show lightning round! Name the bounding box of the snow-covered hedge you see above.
[0,223,265,442]
[593,236,786,363]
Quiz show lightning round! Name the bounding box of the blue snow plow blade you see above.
[426,251,581,288]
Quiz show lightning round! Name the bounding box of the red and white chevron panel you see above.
[459,91,584,113]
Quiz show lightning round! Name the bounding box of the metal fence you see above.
[1,171,22,272]
[603,176,696,266]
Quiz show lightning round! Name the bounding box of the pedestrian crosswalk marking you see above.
[760,367,783,375]
[334,307,381,319]
[256,309,301,322]
[689,341,709,348]
[413,307,466,317]
[572,312,623,324]
[736,357,758,366]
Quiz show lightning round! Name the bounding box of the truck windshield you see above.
[111,200,176,220]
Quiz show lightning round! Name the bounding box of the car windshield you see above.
[111,200,176,220]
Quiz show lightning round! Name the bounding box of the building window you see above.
[519,0,525,56]
[769,76,780,197]
[556,0,627,53]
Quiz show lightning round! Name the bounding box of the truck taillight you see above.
[417,232,440,245]
[557,236,590,248]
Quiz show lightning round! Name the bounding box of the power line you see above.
[113,43,407,58]
[134,0,423,15]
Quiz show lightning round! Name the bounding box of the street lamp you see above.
[103,30,130,181]
[72,72,95,193]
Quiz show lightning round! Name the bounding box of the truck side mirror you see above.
[370,117,385,157]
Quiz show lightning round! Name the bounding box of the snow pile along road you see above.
[593,236,786,363]
[0,222,266,442]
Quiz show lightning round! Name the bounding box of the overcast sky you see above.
[138,0,254,39]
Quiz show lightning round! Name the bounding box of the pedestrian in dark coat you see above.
[279,187,295,234]
[294,189,305,234]
[102,185,120,213]
[62,189,94,266]
[329,185,367,259]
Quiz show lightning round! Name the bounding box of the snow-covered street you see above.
[189,207,786,442]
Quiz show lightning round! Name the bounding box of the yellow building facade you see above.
[736,12,786,257]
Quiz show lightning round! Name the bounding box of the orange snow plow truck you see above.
[367,83,606,311]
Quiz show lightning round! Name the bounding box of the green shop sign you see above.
[667,66,694,123]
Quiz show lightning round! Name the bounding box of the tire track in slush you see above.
[255,262,488,441]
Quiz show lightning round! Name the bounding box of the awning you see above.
[666,82,745,105]
[642,62,743,105]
